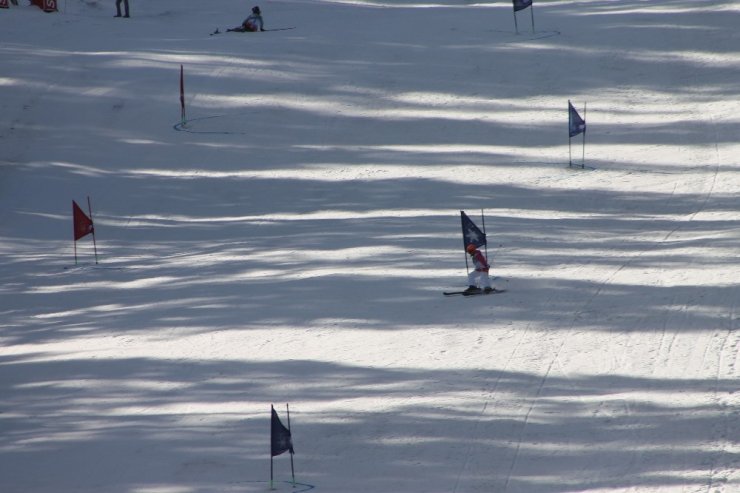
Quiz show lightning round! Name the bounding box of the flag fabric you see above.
[73,200,94,241]
[513,0,532,12]
[180,65,185,119]
[461,211,486,250]
[568,101,586,138]
[271,406,294,457]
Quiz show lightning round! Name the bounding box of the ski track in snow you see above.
[462,97,737,491]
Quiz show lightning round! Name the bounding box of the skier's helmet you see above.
[466,244,477,254]
[252,6,261,14]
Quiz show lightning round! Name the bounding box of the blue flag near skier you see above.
[513,0,533,12]
[568,101,586,138]
[461,211,486,250]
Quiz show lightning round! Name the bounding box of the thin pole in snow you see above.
[180,65,186,127]
[73,201,78,265]
[480,209,488,259]
[286,403,296,487]
[270,404,274,490]
[461,211,471,276]
[568,137,573,167]
[530,3,536,33]
[568,100,576,168]
[581,102,587,169]
[87,196,99,264]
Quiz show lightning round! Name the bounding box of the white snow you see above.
[1,1,738,492]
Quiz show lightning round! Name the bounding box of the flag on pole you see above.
[461,211,486,250]
[513,0,532,12]
[179,65,186,125]
[568,101,586,138]
[271,406,294,457]
[73,198,99,265]
[73,200,94,241]
[270,404,296,490]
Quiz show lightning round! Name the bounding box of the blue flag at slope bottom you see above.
[271,406,294,457]
[513,0,533,12]
[461,211,487,250]
[568,101,586,138]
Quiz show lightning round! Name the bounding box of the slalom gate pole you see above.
[530,3,535,33]
[568,137,572,167]
[286,404,296,487]
[87,196,99,264]
[481,209,488,259]
[581,102,587,168]
[461,211,471,276]
[568,101,573,167]
[73,199,77,265]
[180,65,186,126]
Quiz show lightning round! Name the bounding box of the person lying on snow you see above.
[227,6,265,32]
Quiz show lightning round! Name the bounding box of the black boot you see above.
[463,285,481,294]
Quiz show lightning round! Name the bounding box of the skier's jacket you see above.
[242,13,264,31]
[471,250,490,272]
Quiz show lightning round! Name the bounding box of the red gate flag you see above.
[73,200,94,241]
[30,0,57,11]
[0,0,9,9]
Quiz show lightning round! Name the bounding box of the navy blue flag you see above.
[461,211,487,250]
[271,406,294,457]
[513,0,533,12]
[568,101,586,138]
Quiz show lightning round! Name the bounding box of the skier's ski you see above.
[211,26,295,35]
[443,289,507,297]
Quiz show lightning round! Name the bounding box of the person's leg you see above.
[480,273,491,289]
[467,271,477,288]
[466,272,483,292]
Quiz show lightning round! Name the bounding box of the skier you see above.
[228,6,265,32]
[465,244,492,294]
[114,0,129,18]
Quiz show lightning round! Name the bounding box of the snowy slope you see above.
[1,1,738,492]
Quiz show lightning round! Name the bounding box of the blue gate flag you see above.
[513,0,533,12]
[271,406,294,457]
[568,101,586,138]
[461,211,487,250]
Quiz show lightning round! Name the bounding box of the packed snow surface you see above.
[1,1,738,492]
